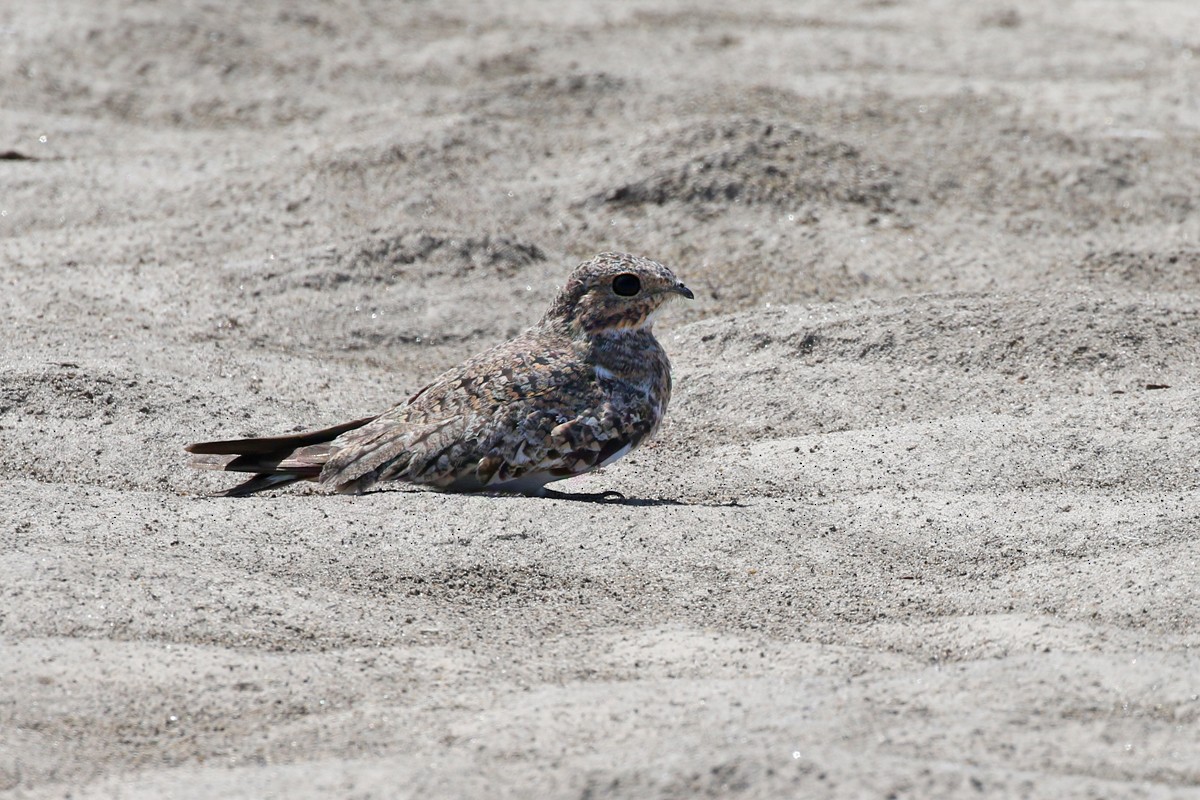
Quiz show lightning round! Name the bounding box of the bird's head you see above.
[544,252,694,336]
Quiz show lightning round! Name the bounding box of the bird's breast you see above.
[594,363,655,399]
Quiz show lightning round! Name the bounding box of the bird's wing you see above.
[319,333,603,493]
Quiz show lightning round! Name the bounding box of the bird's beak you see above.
[673,282,695,300]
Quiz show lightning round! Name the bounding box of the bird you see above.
[185,252,694,498]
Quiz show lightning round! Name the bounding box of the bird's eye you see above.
[612,273,641,296]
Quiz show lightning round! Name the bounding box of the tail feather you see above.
[185,416,376,456]
[185,415,377,497]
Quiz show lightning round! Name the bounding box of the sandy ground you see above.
[3,0,1200,797]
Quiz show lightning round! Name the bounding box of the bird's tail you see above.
[185,416,376,497]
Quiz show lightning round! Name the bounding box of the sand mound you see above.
[595,119,906,214]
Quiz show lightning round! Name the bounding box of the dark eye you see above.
[612,273,641,296]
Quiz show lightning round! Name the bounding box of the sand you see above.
[3,0,1200,797]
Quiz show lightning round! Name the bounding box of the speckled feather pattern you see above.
[186,252,693,496]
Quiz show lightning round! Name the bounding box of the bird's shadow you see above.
[364,487,743,508]
[540,489,742,508]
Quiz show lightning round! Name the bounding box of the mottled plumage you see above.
[186,252,693,497]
